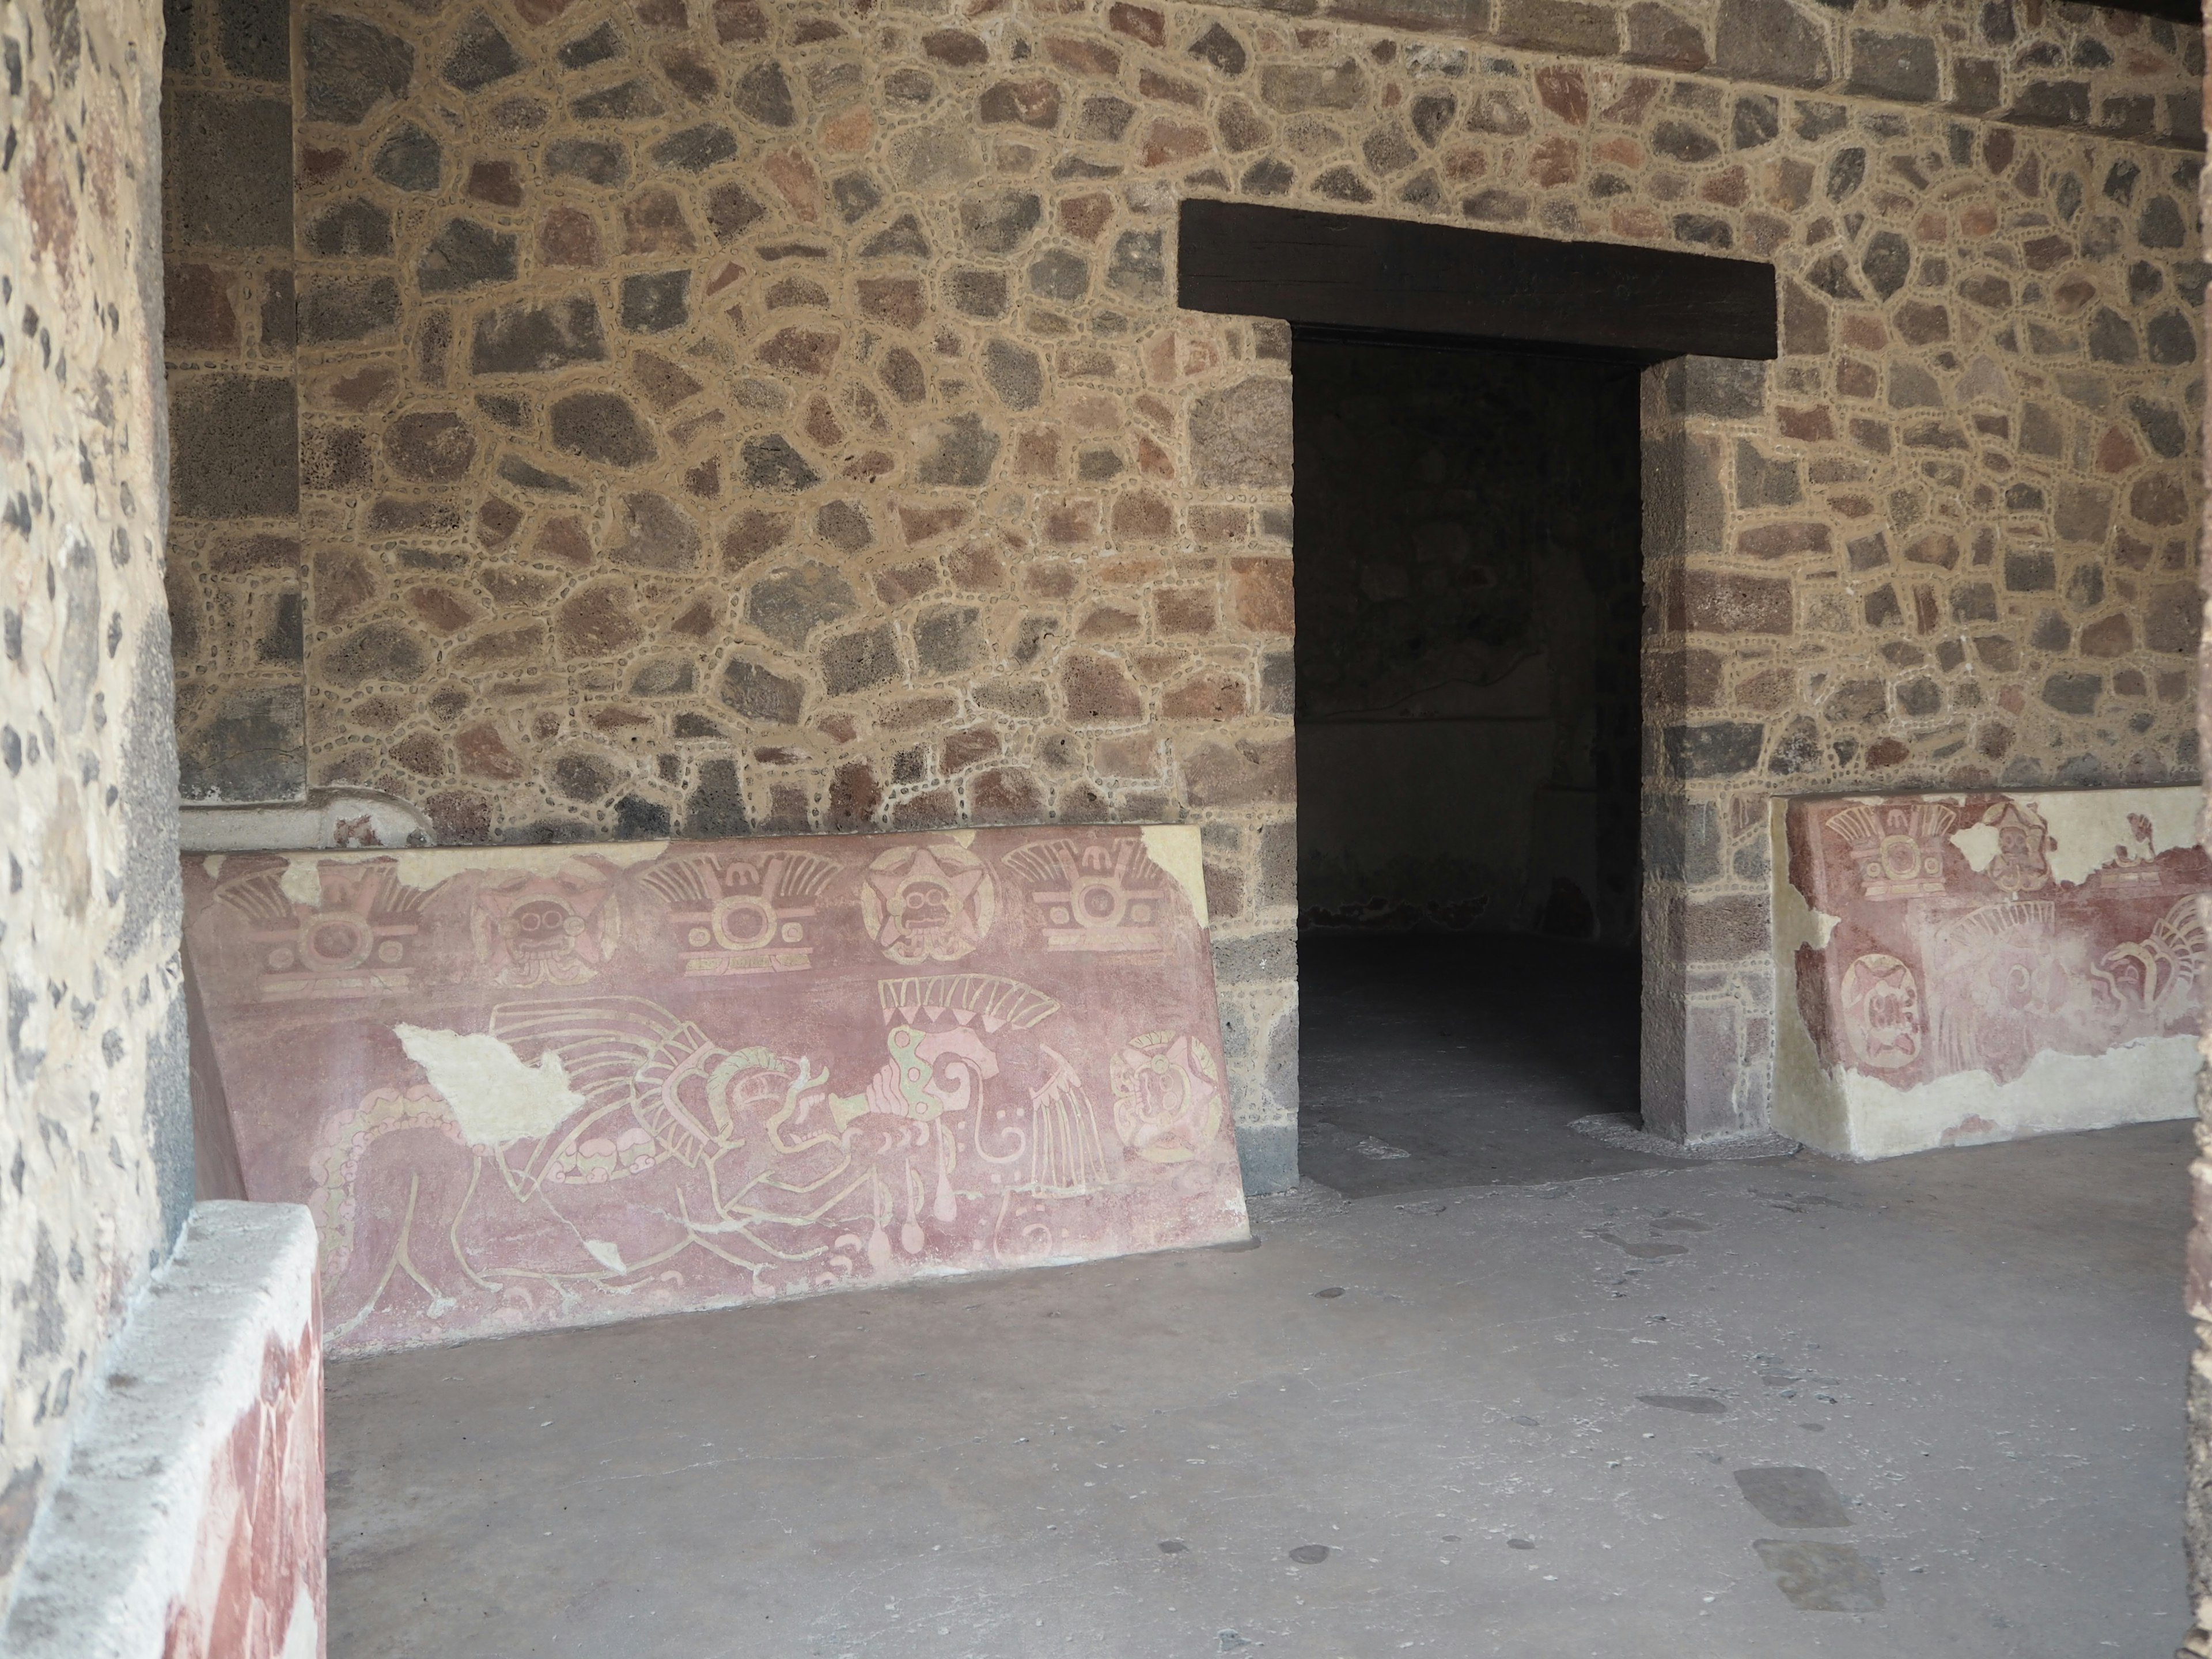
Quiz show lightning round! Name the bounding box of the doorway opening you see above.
[1176,198,1777,1190]
[1290,332,1661,1194]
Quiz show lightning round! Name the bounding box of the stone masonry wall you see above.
[264,0,2203,1167]
[0,0,190,1614]
[163,0,304,802]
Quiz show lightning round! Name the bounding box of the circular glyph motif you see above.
[1839,952,1922,1070]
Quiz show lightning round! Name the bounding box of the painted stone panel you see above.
[183,826,1245,1354]
[1777,786,2209,1159]
[163,1321,326,1659]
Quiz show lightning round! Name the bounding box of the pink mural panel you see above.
[162,1318,326,1659]
[1785,792,2211,1111]
[183,828,1247,1355]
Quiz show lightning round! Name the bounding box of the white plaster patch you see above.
[1141,824,1209,929]
[1949,819,2001,876]
[1832,1033,2198,1160]
[278,1580,320,1659]
[2032,787,2200,885]
[583,1240,626,1274]
[393,1026,584,1145]
[1947,785,2200,887]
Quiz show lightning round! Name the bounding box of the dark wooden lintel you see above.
[1178,199,1778,363]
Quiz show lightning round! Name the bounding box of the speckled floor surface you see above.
[328,1118,2191,1658]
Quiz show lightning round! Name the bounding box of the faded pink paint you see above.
[162,1316,325,1658]
[183,829,1245,1355]
[1785,794,2211,1090]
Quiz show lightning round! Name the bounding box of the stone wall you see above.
[164,0,306,801]
[234,0,2205,1168]
[0,0,188,1613]
[1293,338,1641,942]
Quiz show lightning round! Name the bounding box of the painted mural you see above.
[162,1321,326,1659]
[183,828,1246,1355]
[1779,787,2209,1158]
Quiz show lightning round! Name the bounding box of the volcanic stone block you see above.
[442,10,522,90]
[1711,0,1830,89]
[471,298,607,374]
[167,94,292,248]
[551,392,656,466]
[1192,378,1292,488]
[373,123,442,191]
[171,374,299,518]
[304,9,414,124]
[749,560,859,647]
[418,219,517,293]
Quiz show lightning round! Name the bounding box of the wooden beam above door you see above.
[1177,199,1779,363]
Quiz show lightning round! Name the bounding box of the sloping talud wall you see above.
[1776,783,2206,1158]
[183,825,1247,1354]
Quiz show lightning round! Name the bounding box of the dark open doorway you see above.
[1179,200,1777,1192]
[1290,335,1657,1192]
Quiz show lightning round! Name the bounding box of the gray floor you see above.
[1297,934,1682,1194]
[328,1119,2193,1657]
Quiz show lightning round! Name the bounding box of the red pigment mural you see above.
[183,828,1246,1355]
[162,1319,326,1659]
[1785,793,2210,1098]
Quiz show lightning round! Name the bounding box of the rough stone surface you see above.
[261,0,2202,1183]
[3,0,195,1609]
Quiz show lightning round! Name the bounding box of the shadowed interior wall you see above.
[158,0,2207,1166]
[0,0,188,1611]
[162,0,306,802]
[1293,338,1641,945]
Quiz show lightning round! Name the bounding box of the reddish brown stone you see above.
[1060,194,1113,241]
[1180,737,1294,807]
[722,508,791,569]
[1062,652,1143,722]
[1108,2,1165,46]
[406,585,482,634]
[533,514,594,567]
[1045,36,1120,75]
[539,207,601,267]
[466,160,524,206]
[757,327,840,376]
[555,583,644,656]
[1162,673,1245,719]
[328,366,399,411]
[385,412,478,482]
[970,767,1042,823]
[1230,558,1293,634]
[2130,472,2190,527]
[858,276,924,329]
[980,78,1062,128]
[1154,589,1216,635]
[899,503,970,544]
[1736,522,1830,559]
[455,721,527,781]
[165,263,240,351]
[1681,570,1792,634]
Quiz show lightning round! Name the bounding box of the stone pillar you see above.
[162,0,304,802]
[1182,357,1298,1195]
[2180,87,2212,1652]
[1640,357,1778,1145]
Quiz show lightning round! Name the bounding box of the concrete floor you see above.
[327,1117,2192,1657]
[1298,933,1677,1193]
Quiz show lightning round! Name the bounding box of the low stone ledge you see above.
[3,1203,324,1659]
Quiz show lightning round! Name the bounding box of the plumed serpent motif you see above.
[315,975,1164,1340]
